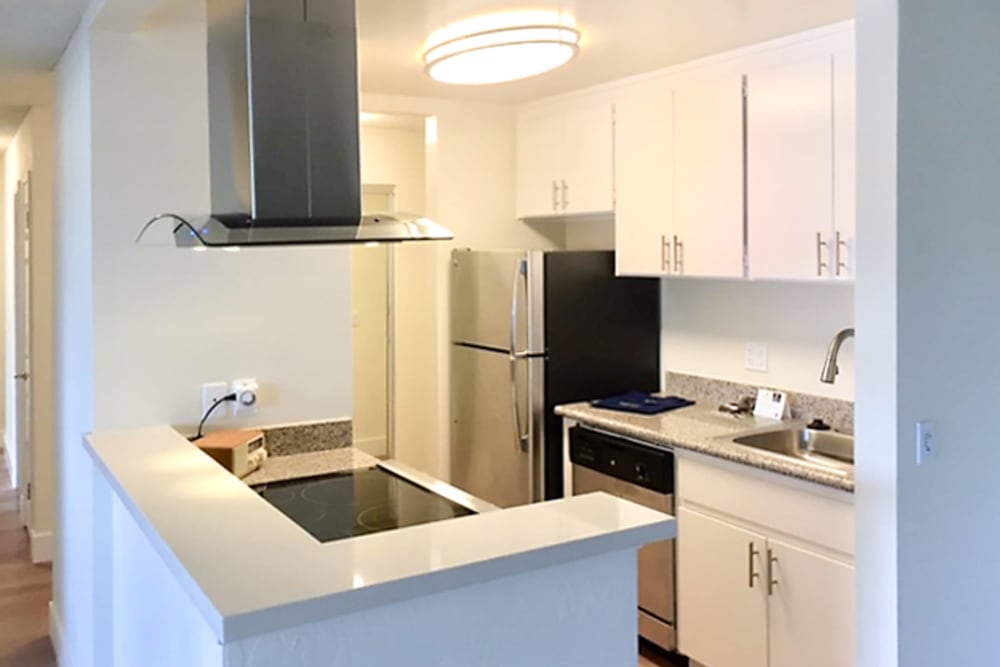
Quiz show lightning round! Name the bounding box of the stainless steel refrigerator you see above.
[450,249,660,508]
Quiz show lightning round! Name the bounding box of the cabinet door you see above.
[767,538,855,667]
[672,72,745,278]
[614,78,673,276]
[516,111,563,218]
[747,55,834,280]
[832,47,856,280]
[561,100,614,215]
[677,508,768,667]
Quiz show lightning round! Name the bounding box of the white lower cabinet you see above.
[677,456,855,667]
[677,508,768,667]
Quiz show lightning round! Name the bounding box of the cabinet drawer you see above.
[677,454,854,557]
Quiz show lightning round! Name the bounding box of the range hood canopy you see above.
[137,0,452,247]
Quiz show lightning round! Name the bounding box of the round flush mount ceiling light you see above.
[423,10,581,86]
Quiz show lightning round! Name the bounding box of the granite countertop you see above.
[241,448,380,486]
[556,402,854,493]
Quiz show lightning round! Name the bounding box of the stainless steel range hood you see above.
[137,0,452,247]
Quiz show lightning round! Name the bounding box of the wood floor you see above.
[0,456,56,667]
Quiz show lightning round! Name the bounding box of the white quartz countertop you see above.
[84,426,675,643]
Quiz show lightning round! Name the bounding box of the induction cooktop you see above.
[253,466,475,543]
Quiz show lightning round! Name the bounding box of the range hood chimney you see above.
[137,0,452,247]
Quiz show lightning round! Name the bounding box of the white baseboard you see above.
[30,528,54,563]
[50,601,70,667]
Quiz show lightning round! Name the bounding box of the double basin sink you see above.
[721,424,854,476]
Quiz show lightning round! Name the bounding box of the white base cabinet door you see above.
[767,538,856,667]
[677,508,768,667]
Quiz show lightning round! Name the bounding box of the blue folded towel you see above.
[590,391,695,415]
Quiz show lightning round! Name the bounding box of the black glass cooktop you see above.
[253,466,474,543]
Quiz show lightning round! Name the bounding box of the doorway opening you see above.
[11,172,33,527]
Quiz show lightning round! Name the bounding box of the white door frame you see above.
[12,172,33,527]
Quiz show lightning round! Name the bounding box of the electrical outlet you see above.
[231,378,260,417]
[745,342,769,373]
[201,382,230,422]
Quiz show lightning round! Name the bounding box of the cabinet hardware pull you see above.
[767,548,779,596]
[661,235,671,273]
[816,232,829,277]
[673,235,684,275]
[748,542,760,589]
[552,180,559,212]
[561,180,569,211]
[836,231,848,277]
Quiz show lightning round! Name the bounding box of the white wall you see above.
[52,15,95,667]
[88,21,352,433]
[854,0,897,663]
[661,280,855,400]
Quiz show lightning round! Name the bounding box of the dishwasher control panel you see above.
[569,426,673,494]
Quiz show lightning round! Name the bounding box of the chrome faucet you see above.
[820,328,855,384]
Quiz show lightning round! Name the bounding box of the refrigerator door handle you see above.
[510,259,529,452]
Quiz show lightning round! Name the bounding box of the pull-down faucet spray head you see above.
[820,328,855,384]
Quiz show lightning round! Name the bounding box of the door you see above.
[747,55,835,280]
[672,71,745,278]
[561,100,614,215]
[13,175,33,526]
[450,345,531,508]
[677,508,768,667]
[515,111,563,218]
[450,250,530,352]
[614,76,674,276]
[767,538,856,667]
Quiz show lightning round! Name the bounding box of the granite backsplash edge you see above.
[255,418,353,457]
[665,372,854,434]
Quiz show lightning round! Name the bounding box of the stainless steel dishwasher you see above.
[569,425,676,651]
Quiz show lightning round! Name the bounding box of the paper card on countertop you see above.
[753,388,789,421]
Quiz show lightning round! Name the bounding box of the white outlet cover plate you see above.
[745,342,768,373]
[201,382,230,421]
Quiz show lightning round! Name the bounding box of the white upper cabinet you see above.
[671,71,746,278]
[747,31,856,281]
[833,46,857,280]
[515,97,614,219]
[614,76,674,276]
[614,69,744,278]
[747,53,835,280]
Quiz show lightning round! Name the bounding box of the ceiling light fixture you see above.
[423,10,581,86]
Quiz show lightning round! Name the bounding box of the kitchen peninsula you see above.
[83,426,673,667]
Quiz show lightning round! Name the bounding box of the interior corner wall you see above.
[661,280,855,401]
[88,21,352,434]
[53,17,95,667]
[854,0,898,663]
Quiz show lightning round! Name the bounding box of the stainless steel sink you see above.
[728,428,854,474]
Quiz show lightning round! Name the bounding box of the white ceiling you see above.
[358,0,855,103]
[0,0,91,71]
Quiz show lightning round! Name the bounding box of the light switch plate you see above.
[916,420,936,464]
[745,342,769,373]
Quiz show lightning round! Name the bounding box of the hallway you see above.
[0,457,55,667]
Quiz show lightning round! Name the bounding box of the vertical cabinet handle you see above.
[561,180,569,211]
[673,235,684,275]
[748,542,760,589]
[836,231,848,277]
[661,235,672,273]
[816,232,829,277]
[552,180,559,213]
[766,548,779,596]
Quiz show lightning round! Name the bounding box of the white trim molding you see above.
[50,602,68,667]
[2,434,13,484]
[29,528,54,563]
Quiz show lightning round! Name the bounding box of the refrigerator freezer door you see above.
[451,249,543,354]
[450,345,532,508]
